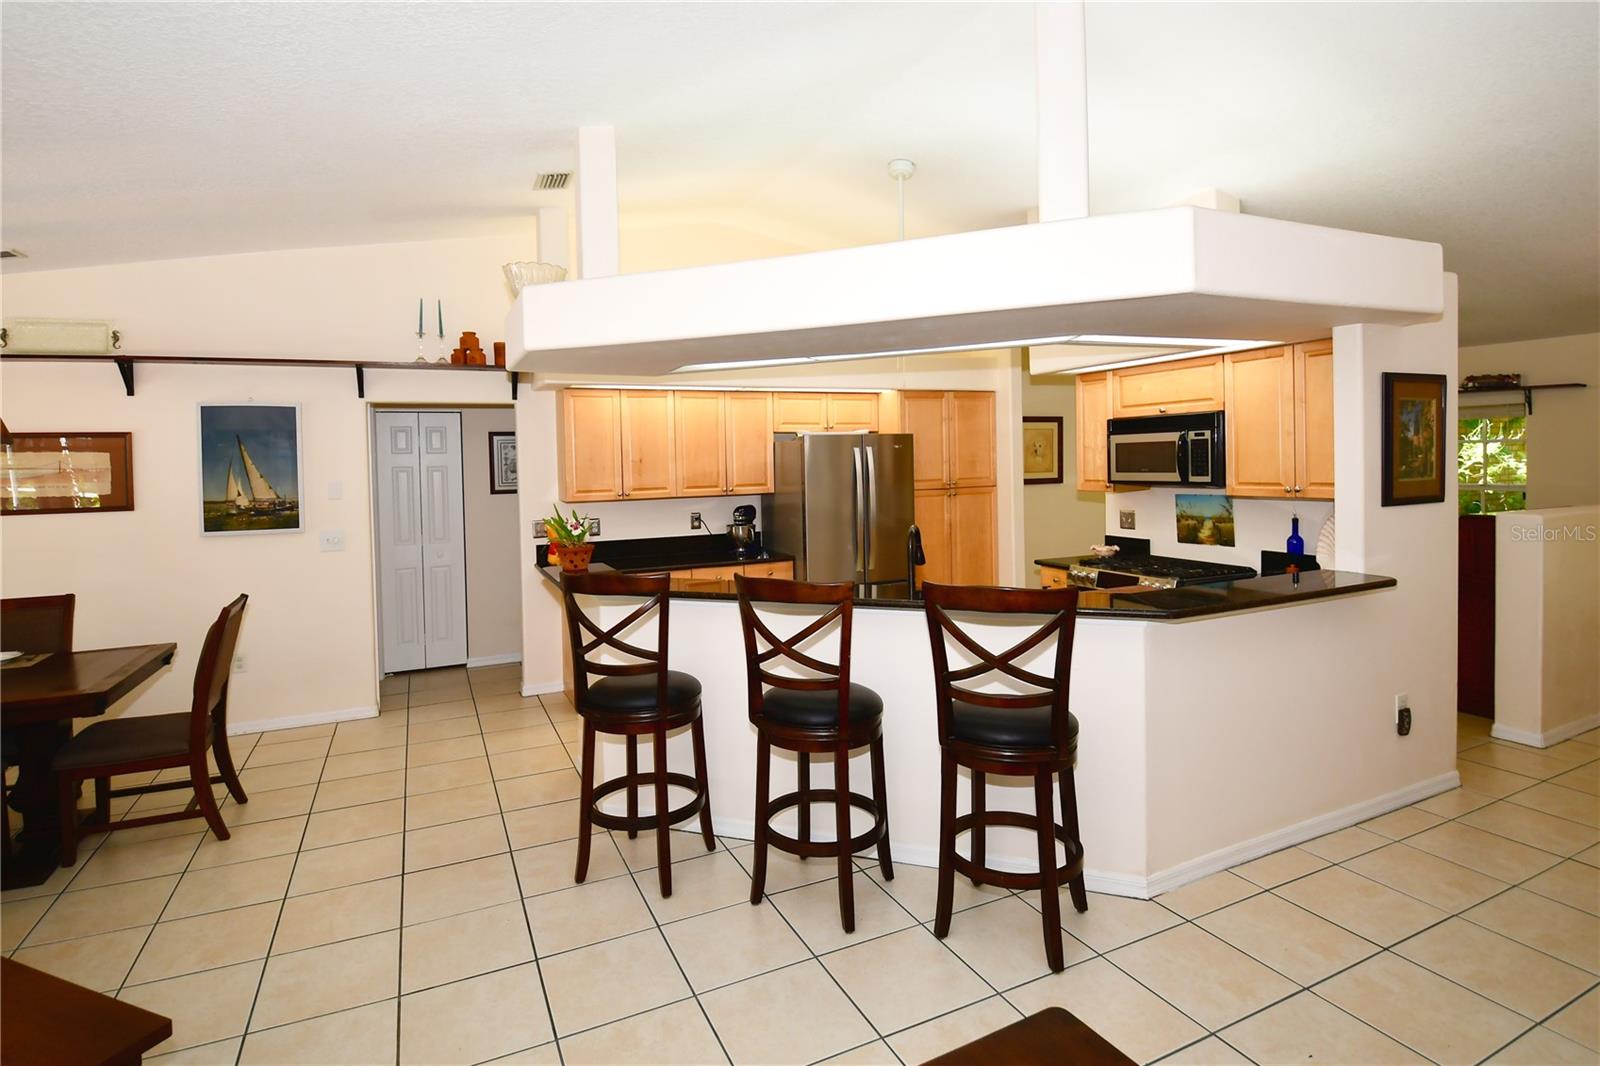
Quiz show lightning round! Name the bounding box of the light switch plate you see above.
[319,530,345,552]
[1119,510,1136,530]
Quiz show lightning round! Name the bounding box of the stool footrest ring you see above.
[589,771,707,834]
[951,810,1084,891]
[761,787,886,859]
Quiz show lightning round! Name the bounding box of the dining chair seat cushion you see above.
[950,700,1078,750]
[761,683,884,731]
[583,671,702,714]
[52,714,201,771]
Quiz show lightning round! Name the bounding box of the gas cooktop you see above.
[1065,553,1258,590]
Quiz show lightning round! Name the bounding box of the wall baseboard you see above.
[710,769,1461,900]
[467,653,522,669]
[1492,714,1599,749]
[522,680,567,698]
[231,704,378,736]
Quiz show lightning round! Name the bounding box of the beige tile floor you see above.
[4,684,1598,1065]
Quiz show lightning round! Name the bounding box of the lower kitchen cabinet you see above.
[914,486,996,587]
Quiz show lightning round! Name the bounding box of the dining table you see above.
[1,643,176,889]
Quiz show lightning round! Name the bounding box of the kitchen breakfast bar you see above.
[542,564,1435,898]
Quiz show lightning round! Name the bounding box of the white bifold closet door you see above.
[375,411,468,673]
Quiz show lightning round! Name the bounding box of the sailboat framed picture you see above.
[198,403,304,535]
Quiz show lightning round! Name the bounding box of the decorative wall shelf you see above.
[1458,382,1586,415]
[0,352,519,399]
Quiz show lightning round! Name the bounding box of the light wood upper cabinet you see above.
[826,393,880,432]
[1075,372,1111,491]
[900,391,950,491]
[559,389,624,501]
[1112,356,1224,417]
[620,391,675,499]
[948,392,996,488]
[724,391,775,495]
[672,391,728,497]
[1295,340,1335,500]
[773,393,830,432]
[1224,346,1296,498]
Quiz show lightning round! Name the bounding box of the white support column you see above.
[575,126,620,280]
[1035,2,1089,222]
[536,206,570,270]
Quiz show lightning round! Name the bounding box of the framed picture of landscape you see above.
[1381,373,1447,506]
[0,429,134,515]
[198,403,303,535]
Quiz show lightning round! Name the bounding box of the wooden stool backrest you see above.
[920,582,1080,752]
[734,575,854,728]
[1,594,75,653]
[561,570,671,710]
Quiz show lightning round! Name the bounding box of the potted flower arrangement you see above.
[545,505,596,572]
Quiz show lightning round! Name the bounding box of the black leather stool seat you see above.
[53,714,200,771]
[950,701,1078,749]
[585,671,702,713]
[761,684,883,730]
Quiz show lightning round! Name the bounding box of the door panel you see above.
[418,412,468,668]
[558,389,622,502]
[773,393,829,432]
[948,392,996,487]
[1296,340,1336,499]
[673,391,727,497]
[724,392,775,494]
[901,391,949,490]
[1224,346,1295,498]
[914,489,951,587]
[375,413,425,673]
[863,434,916,585]
[827,393,880,432]
[621,391,675,498]
[1111,356,1223,417]
[950,487,997,586]
[1076,373,1111,490]
[801,435,860,584]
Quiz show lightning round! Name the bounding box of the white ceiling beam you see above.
[1036,1,1089,222]
[575,126,619,280]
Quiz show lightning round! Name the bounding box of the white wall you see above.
[1021,366,1107,580]
[1492,506,1600,746]
[1459,333,1599,509]
[460,407,520,663]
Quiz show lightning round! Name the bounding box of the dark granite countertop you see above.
[540,564,1396,621]
[537,533,793,573]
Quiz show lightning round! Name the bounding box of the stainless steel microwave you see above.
[1106,412,1226,486]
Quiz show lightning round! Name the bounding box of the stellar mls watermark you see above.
[1510,524,1598,542]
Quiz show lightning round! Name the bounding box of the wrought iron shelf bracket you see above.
[1458,382,1586,415]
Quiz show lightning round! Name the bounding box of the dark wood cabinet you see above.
[1458,516,1496,717]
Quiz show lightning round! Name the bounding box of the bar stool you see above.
[562,571,715,898]
[736,574,892,933]
[921,582,1087,972]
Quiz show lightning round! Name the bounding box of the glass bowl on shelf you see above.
[503,261,568,295]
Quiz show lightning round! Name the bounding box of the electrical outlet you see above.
[1119,510,1136,530]
[533,523,546,540]
[586,518,601,536]
[319,530,345,552]
[690,512,703,530]
[1396,693,1412,736]
[232,655,247,674]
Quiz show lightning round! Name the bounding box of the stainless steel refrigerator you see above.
[762,433,916,589]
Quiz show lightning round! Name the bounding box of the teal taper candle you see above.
[437,300,444,339]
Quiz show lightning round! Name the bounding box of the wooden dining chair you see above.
[52,595,250,865]
[1,594,76,858]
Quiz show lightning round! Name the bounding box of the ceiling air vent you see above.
[0,249,26,259]
[534,173,570,191]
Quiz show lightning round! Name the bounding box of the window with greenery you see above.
[1458,415,1527,514]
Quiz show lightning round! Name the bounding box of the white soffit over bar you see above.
[507,206,1444,377]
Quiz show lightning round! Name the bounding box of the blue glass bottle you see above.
[1287,515,1305,557]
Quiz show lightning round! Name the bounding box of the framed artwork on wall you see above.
[198,403,303,534]
[1022,416,1064,484]
[0,429,134,514]
[489,431,517,494]
[1381,373,1448,506]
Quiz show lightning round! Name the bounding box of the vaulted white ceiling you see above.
[2,2,1595,345]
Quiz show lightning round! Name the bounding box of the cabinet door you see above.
[827,393,880,432]
[1111,356,1224,417]
[1224,346,1296,498]
[949,487,997,586]
[948,391,996,487]
[913,489,952,586]
[1041,566,1071,589]
[1075,373,1111,491]
[673,391,727,497]
[620,391,675,498]
[900,391,949,490]
[725,392,775,494]
[743,560,794,579]
[1295,340,1336,499]
[773,392,829,432]
[558,389,623,502]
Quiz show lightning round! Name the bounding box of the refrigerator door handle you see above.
[862,443,876,584]
[852,445,865,584]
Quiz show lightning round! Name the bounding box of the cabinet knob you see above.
[1294,485,1303,494]
[1284,486,1293,495]
[1158,406,1168,413]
